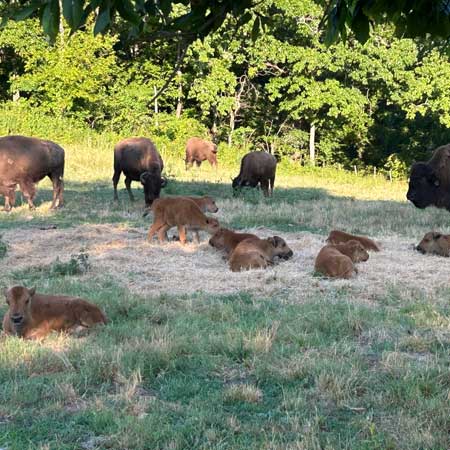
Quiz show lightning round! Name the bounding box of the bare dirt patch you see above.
[2,224,449,302]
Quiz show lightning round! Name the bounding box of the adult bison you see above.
[113,137,166,207]
[232,152,277,197]
[0,135,64,211]
[407,144,450,210]
[185,137,217,169]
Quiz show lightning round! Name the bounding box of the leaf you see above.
[94,0,112,35]
[116,0,140,25]
[13,4,41,21]
[62,0,85,29]
[251,16,260,41]
[351,7,370,43]
[41,0,60,42]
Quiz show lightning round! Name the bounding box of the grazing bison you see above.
[209,228,258,257]
[229,236,293,272]
[0,135,64,211]
[407,144,450,210]
[2,286,107,340]
[113,137,166,207]
[314,240,369,279]
[232,152,277,197]
[416,231,450,256]
[147,197,220,244]
[326,230,380,252]
[185,137,218,169]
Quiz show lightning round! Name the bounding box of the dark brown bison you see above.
[0,135,64,211]
[232,152,277,196]
[185,137,218,169]
[113,137,166,207]
[3,286,107,340]
[407,144,450,210]
[416,231,450,256]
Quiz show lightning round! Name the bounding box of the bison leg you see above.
[147,219,165,242]
[49,174,64,209]
[195,160,202,167]
[269,176,275,196]
[185,159,193,170]
[124,177,135,202]
[19,179,37,209]
[193,231,200,244]
[157,225,170,243]
[2,187,16,212]
[260,179,270,197]
[112,169,121,201]
[178,225,187,245]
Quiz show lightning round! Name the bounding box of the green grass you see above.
[2,141,450,449]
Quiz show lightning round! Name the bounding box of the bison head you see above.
[416,231,450,256]
[140,170,167,206]
[4,285,35,333]
[407,163,441,209]
[267,236,294,260]
[209,228,226,249]
[345,240,369,262]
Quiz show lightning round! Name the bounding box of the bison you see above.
[147,197,220,244]
[113,137,166,207]
[2,285,107,340]
[0,135,64,211]
[407,144,450,210]
[314,240,369,279]
[229,236,293,272]
[416,231,450,256]
[185,137,218,169]
[232,152,277,197]
[326,230,380,252]
[209,228,258,257]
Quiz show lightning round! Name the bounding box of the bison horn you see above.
[160,177,167,188]
[140,172,150,184]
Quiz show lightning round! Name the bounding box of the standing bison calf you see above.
[147,197,220,244]
[314,241,369,279]
[113,137,166,207]
[185,137,218,169]
[2,286,107,340]
[0,135,64,211]
[232,152,277,197]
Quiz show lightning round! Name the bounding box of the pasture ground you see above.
[1,144,450,450]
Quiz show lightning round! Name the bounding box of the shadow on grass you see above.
[0,178,444,236]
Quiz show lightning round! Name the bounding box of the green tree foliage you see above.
[1,0,450,170]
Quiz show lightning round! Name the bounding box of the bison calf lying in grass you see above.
[148,197,220,244]
[326,229,380,252]
[416,231,450,256]
[314,240,369,279]
[2,286,107,340]
[209,228,258,257]
[229,236,293,272]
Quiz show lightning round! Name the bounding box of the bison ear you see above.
[433,233,442,240]
[267,237,276,246]
[29,287,36,297]
[160,177,167,188]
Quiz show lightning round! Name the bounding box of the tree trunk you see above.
[228,109,235,147]
[309,123,316,166]
[176,69,183,118]
[154,85,159,127]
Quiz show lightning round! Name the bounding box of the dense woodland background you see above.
[1,0,450,177]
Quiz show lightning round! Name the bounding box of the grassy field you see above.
[2,143,450,450]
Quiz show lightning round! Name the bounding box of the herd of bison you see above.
[1,134,450,340]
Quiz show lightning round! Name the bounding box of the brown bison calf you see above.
[229,236,293,272]
[2,286,107,340]
[314,240,369,279]
[416,231,450,256]
[209,228,258,257]
[148,197,220,244]
[185,137,218,169]
[326,230,380,252]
